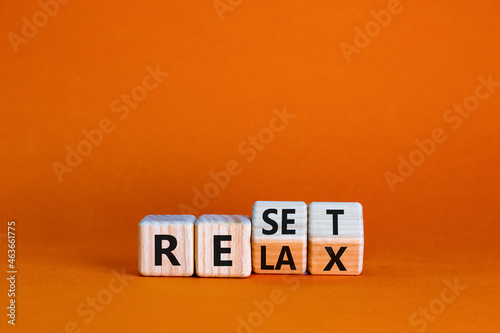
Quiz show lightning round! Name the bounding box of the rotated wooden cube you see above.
[195,215,252,278]
[138,215,195,276]
[308,202,364,275]
[252,201,307,274]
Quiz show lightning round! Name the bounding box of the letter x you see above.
[324,247,347,271]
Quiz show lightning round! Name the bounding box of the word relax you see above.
[138,201,364,277]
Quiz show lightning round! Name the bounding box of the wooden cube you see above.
[138,215,195,276]
[195,215,252,278]
[308,202,364,275]
[252,201,307,274]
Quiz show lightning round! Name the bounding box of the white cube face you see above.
[252,201,308,274]
[252,201,307,239]
[195,215,252,278]
[308,203,364,275]
[308,202,363,238]
[138,215,195,276]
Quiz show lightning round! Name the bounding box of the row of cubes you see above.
[138,201,364,277]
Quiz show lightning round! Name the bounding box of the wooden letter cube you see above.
[252,201,307,274]
[308,202,364,275]
[195,215,251,278]
[138,215,195,276]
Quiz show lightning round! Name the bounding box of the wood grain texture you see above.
[138,215,195,276]
[308,202,364,275]
[308,237,363,275]
[252,201,307,274]
[195,215,252,278]
[252,238,307,274]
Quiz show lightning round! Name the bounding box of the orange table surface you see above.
[1,1,499,332]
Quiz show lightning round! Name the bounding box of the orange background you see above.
[1,0,499,332]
